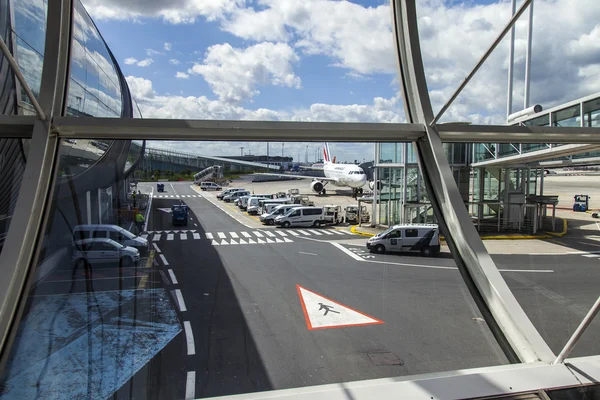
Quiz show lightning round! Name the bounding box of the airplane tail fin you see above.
[323,143,333,164]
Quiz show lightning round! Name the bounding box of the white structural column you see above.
[0,0,72,354]
[507,0,516,120]
[391,0,554,363]
[524,0,534,108]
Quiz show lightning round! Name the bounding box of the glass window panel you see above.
[14,36,43,108]
[1,139,513,399]
[12,0,47,57]
[552,105,581,127]
[0,138,28,258]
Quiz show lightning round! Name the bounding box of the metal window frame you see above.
[0,0,599,397]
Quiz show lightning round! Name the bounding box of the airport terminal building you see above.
[373,92,600,232]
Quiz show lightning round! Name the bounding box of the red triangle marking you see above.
[296,285,384,330]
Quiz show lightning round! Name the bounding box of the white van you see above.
[200,182,222,191]
[366,224,440,257]
[223,190,250,203]
[217,188,245,200]
[239,194,271,210]
[72,224,148,249]
[274,207,324,228]
[257,198,291,215]
[72,238,140,267]
[260,204,303,225]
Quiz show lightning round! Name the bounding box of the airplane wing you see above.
[254,173,337,182]
[299,165,324,171]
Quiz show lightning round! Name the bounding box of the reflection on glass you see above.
[0,139,27,257]
[0,139,511,399]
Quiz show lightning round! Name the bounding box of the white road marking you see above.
[284,237,293,243]
[159,254,169,266]
[211,240,220,246]
[169,183,176,194]
[175,289,187,311]
[167,234,174,241]
[168,269,178,284]
[299,251,317,256]
[253,231,264,237]
[296,230,310,235]
[185,371,196,400]
[248,238,257,244]
[151,233,161,241]
[152,243,162,253]
[180,233,187,240]
[230,239,239,245]
[266,238,275,244]
[331,230,346,235]
[321,230,334,235]
[264,231,276,237]
[230,232,239,238]
[582,254,600,258]
[257,238,266,244]
[306,229,322,236]
[275,238,284,243]
[141,234,148,239]
[274,231,288,237]
[287,230,300,236]
[218,232,226,239]
[241,232,251,238]
[194,223,198,227]
[206,233,214,239]
[183,321,195,355]
[329,242,554,272]
[193,233,201,240]
[221,240,229,245]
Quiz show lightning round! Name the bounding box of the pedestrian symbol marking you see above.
[296,285,384,330]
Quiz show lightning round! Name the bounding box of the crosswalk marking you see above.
[287,230,299,236]
[283,237,293,243]
[265,238,275,244]
[296,230,309,235]
[254,231,264,237]
[582,254,600,258]
[211,240,219,246]
[230,232,239,239]
[221,240,229,245]
[257,238,266,244]
[306,229,322,236]
[180,233,187,240]
[206,233,214,239]
[167,234,174,241]
[193,233,200,240]
[241,232,251,238]
[275,238,284,243]
[274,231,288,237]
[176,195,180,198]
[239,238,248,244]
[265,231,276,237]
[321,230,334,235]
[230,239,238,245]
[248,238,257,244]
[331,230,345,235]
[218,232,226,239]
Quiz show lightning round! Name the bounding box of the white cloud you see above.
[147,48,164,56]
[188,42,301,103]
[82,0,243,24]
[169,58,181,65]
[175,71,189,79]
[124,57,138,65]
[136,58,154,67]
[164,42,172,51]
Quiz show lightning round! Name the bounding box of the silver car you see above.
[72,238,140,267]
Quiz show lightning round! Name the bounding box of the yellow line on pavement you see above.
[138,250,156,289]
[350,225,374,237]
[544,219,568,237]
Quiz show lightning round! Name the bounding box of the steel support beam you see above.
[0,0,71,359]
[0,115,36,138]
[391,0,554,363]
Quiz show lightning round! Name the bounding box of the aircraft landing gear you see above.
[321,189,327,195]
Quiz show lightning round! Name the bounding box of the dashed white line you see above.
[194,223,198,227]
[159,254,169,266]
[299,251,317,256]
[168,269,178,284]
[185,371,196,400]
[152,243,162,253]
[175,289,187,312]
[167,234,174,241]
[183,321,195,355]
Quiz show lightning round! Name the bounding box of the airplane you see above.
[257,144,368,196]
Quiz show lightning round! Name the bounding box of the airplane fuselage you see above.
[322,163,367,188]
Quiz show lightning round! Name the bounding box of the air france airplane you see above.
[260,143,367,196]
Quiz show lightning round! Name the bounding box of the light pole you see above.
[240,147,244,157]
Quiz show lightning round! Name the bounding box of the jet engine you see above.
[311,180,324,193]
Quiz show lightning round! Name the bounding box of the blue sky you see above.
[81,0,600,160]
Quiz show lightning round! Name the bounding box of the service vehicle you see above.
[323,205,343,225]
[72,224,147,249]
[217,188,245,200]
[172,204,188,226]
[275,206,324,228]
[239,194,271,210]
[157,183,165,192]
[291,194,314,206]
[260,204,303,225]
[223,190,250,203]
[287,188,300,196]
[573,194,590,212]
[72,238,140,267]
[256,198,291,215]
[200,182,222,191]
[366,224,440,257]
[344,205,370,224]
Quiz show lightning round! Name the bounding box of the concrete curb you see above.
[350,226,375,237]
[544,219,568,238]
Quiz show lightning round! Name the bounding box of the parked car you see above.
[72,224,147,249]
[217,188,245,200]
[275,206,324,228]
[200,182,222,191]
[223,190,250,203]
[72,238,140,267]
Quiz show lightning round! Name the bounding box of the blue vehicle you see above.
[157,183,165,192]
[573,194,590,212]
[172,204,188,226]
